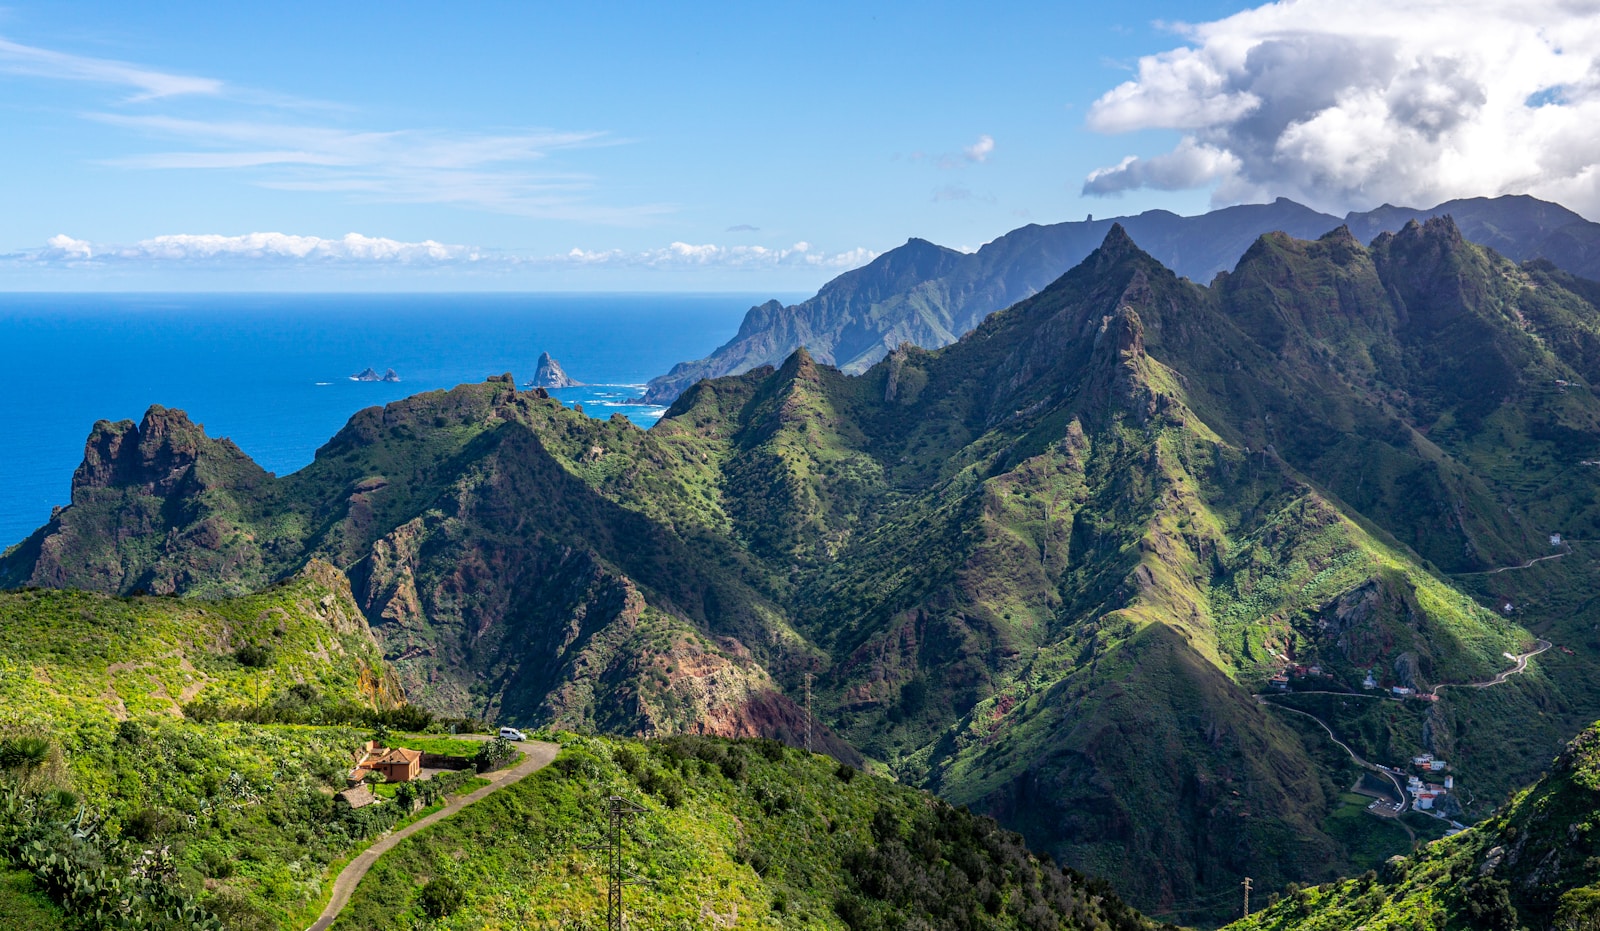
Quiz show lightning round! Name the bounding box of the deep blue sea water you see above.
[0,293,785,549]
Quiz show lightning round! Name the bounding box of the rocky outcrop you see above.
[532,352,583,388]
[72,405,255,499]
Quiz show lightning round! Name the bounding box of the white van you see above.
[498,727,526,741]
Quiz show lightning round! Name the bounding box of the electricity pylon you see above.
[583,796,647,931]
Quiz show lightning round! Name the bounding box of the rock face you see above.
[381,368,400,382]
[532,352,583,388]
[351,367,381,381]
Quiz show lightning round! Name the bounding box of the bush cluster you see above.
[182,683,478,732]
[0,782,223,930]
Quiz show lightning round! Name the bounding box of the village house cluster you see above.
[1404,753,1453,811]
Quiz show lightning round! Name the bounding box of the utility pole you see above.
[803,672,814,754]
[1242,877,1252,919]
[583,796,646,931]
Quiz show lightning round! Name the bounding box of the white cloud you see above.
[908,134,998,170]
[1083,138,1243,194]
[16,233,877,273]
[0,34,657,223]
[1080,0,1600,215]
[42,234,93,260]
[89,113,656,222]
[559,241,878,270]
[0,36,221,100]
[24,232,478,265]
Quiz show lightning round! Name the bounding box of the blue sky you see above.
[2,1,1596,290]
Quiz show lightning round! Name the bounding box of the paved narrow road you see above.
[1258,698,1407,808]
[306,738,559,931]
[1430,640,1551,697]
[1257,696,1417,843]
[1458,547,1568,576]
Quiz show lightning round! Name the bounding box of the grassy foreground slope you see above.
[0,558,401,730]
[334,732,1171,931]
[1227,719,1600,931]
[0,565,429,930]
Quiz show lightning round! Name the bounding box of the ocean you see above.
[0,292,784,549]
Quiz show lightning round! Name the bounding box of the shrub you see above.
[419,876,465,919]
[0,736,51,769]
[234,642,274,668]
[124,806,174,841]
[474,737,516,773]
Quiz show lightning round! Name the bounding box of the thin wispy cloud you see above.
[0,36,221,100]
[904,134,999,170]
[88,113,649,221]
[0,33,661,223]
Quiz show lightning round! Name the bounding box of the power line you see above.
[582,795,647,931]
[803,672,814,754]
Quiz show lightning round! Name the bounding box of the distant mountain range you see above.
[640,194,1600,403]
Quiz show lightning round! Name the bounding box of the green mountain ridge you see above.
[640,194,1600,405]
[10,217,1600,923]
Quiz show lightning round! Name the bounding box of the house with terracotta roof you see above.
[371,746,423,783]
[348,740,424,785]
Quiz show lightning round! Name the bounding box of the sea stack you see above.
[381,368,400,383]
[532,352,583,388]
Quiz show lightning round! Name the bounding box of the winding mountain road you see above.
[1458,544,1569,576]
[1258,698,1409,809]
[1428,639,1551,697]
[306,737,559,931]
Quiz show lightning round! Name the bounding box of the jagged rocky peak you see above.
[532,351,584,388]
[71,405,243,497]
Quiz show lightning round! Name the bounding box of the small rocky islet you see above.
[350,367,401,382]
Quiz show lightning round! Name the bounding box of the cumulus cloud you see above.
[1081,1,1600,215]
[963,134,996,163]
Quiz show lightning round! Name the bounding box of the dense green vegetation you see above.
[15,215,1600,923]
[0,569,483,929]
[0,560,401,731]
[334,732,1170,931]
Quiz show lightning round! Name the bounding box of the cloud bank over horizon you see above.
[12,232,879,274]
[1082,0,1600,217]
